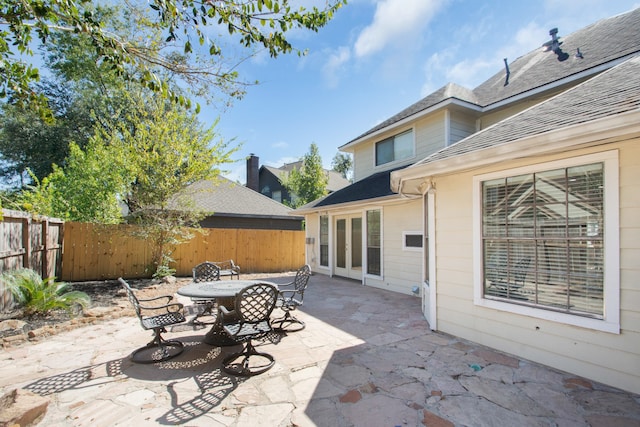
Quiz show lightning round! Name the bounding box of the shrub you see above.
[2,268,91,317]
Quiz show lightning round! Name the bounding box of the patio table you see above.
[178,280,278,346]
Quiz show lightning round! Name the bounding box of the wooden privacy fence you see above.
[62,222,305,281]
[0,209,64,311]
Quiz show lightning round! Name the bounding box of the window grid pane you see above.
[375,138,393,166]
[367,210,381,276]
[482,163,604,318]
[375,130,413,166]
[320,216,329,266]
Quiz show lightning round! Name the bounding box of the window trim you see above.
[319,215,329,268]
[403,231,423,251]
[472,150,620,334]
[374,129,415,167]
[365,208,383,278]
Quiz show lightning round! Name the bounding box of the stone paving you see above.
[1,273,639,426]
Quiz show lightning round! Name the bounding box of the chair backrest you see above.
[293,264,312,293]
[193,262,221,282]
[234,283,278,323]
[118,278,142,319]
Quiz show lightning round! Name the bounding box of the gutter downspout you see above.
[426,183,437,330]
[414,178,437,331]
[401,177,437,331]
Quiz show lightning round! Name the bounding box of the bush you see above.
[2,268,91,317]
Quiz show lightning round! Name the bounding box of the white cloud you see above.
[265,156,300,167]
[272,141,289,149]
[354,0,446,58]
[322,46,352,88]
[445,58,494,88]
[421,20,550,92]
[420,50,455,96]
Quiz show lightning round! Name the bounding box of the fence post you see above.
[21,215,30,270]
[42,219,49,278]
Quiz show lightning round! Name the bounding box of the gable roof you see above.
[170,176,301,219]
[391,55,640,192]
[295,166,406,212]
[262,161,351,192]
[343,7,640,149]
[474,8,640,107]
[341,83,479,147]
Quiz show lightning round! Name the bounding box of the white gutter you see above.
[391,109,640,194]
[340,98,482,151]
[342,53,638,154]
[484,54,639,112]
[292,194,409,215]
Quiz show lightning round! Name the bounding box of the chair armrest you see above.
[218,305,235,322]
[139,302,184,313]
[278,289,298,299]
[230,260,240,272]
[277,281,295,289]
[137,295,174,304]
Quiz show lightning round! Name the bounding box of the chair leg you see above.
[271,310,305,332]
[191,301,217,326]
[130,328,184,364]
[222,340,275,376]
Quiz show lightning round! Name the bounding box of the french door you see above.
[334,215,362,280]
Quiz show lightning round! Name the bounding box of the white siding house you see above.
[293,8,640,394]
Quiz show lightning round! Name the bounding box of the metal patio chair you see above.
[219,282,278,376]
[118,278,186,363]
[271,264,311,332]
[190,261,221,325]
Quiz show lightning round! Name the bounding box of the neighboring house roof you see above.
[170,176,301,219]
[392,55,640,192]
[295,166,406,212]
[342,7,640,148]
[263,161,351,193]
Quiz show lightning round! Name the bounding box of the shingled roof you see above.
[343,7,640,146]
[170,176,300,219]
[262,162,351,193]
[411,55,640,168]
[297,166,407,211]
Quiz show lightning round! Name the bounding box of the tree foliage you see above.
[282,143,328,208]
[331,152,352,181]
[1,0,346,115]
[0,81,95,186]
[99,95,238,274]
[11,95,237,275]
[12,140,129,223]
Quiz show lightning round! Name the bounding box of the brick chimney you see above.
[246,154,259,191]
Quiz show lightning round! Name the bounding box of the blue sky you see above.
[206,0,640,183]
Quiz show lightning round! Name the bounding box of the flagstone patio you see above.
[1,273,639,426]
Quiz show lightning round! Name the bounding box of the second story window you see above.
[375,130,413,166]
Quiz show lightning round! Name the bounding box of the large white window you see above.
[473,151,619,333]
[375,130,413,166]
